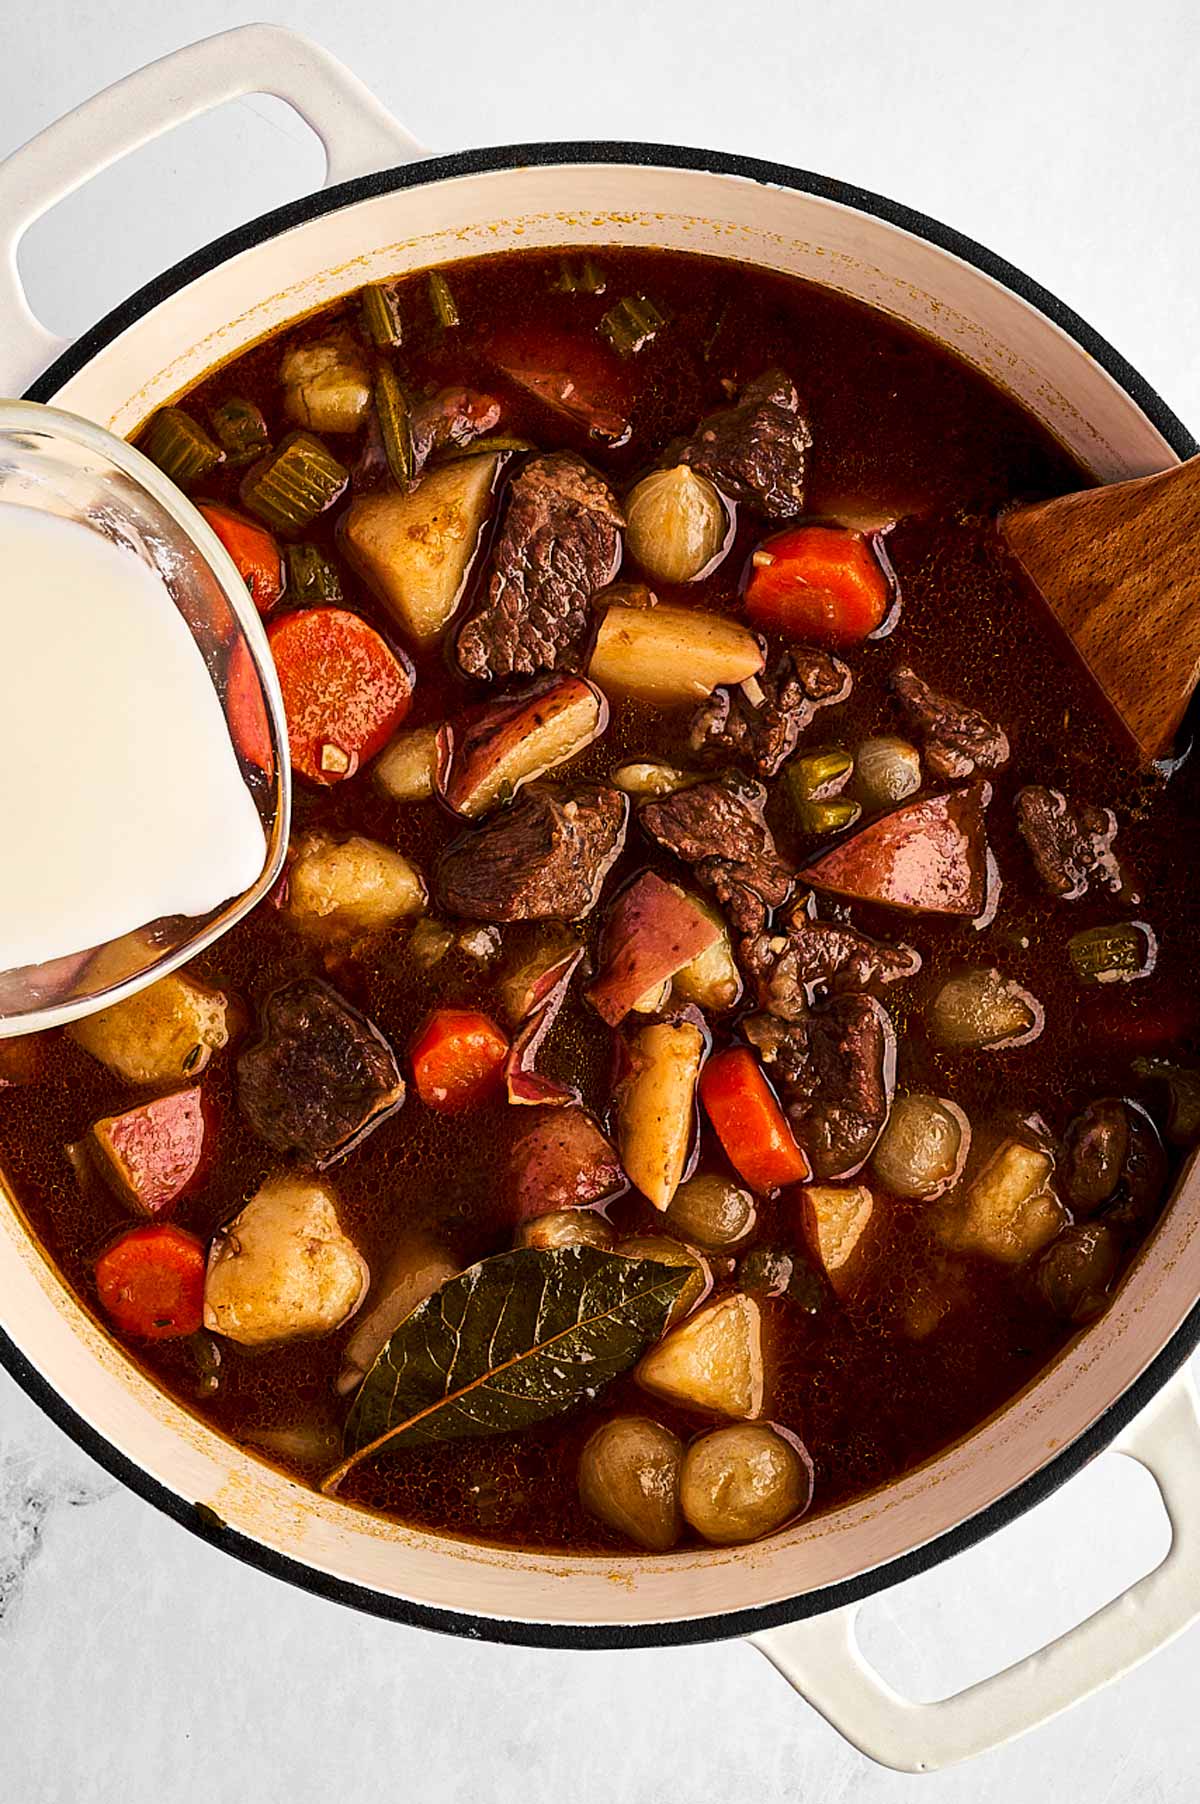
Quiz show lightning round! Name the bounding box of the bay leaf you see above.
[324,1244,687,1491]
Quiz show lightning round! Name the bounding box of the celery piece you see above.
[208,398,269,467]
[550,256,607,295]
[437,434,536,462]
[361,283,404,348]
[239,431,348,533]
[1068,922,1157,986]
[428,272,460,328]
[792,797,862,837]
[140,408,223,488]
[600,295,667,358]
[374,363,414,487]
[286,543,343,604]
[787,749,854,805]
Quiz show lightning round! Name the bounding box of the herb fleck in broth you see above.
[4,245,1199,1555]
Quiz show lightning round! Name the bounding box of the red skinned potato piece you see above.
[587,873,722,1026]
[504,941,586,1105]
[90,1087,214,1217]
[799,784,991,917]
[487,328,632,443]
[507,1106,627,1218]
[437,675,608,819]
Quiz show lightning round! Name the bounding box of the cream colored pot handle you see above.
[752,1369,1200,1773]
[0,24,426,393]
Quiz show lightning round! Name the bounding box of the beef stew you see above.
[3,245,1199,1556]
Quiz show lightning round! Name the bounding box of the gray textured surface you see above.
[2,2,1198,1798]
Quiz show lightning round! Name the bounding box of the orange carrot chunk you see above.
[225,637,275,777]
[744,524,891,646]
[94,1224,207,1340]
[267,607,413,786]
[699,1045,810,1193]
[90,1087,213,1217]
[199,502,284,616]
[410,1007,510,1113]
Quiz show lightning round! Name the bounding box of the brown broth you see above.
[3,245,1200,1554]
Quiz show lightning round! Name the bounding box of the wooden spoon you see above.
[1001,456,1200,764]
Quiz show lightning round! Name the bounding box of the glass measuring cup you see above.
[0,401,290,1035]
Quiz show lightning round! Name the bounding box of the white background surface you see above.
[2,3,1199,1799]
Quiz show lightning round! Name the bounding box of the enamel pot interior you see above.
[5,151,1200,1642]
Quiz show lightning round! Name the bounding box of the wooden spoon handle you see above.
[1002,456,1200,763]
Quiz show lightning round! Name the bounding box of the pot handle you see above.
[752,1368,1200,1773]
[0,24,426,393]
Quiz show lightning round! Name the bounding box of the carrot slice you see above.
[226,637,275,777]
[267,607,413,786]
[744,525,892,646]
[199,502,284,616]
[410,1007,510,1113]
[94,1224,206,1340]
[699,1045,810,1193]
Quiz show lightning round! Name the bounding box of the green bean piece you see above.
[239,431,349,534]
[361,283,404,347]
[374,362,414,486]
[599,294,667,358]
[792,797,862,836]
[437,433,537,462]
[428,272,460,327]
[787,748,854,805]
[1068,923,1156,987]
[549,255,607,295]
[285,542,343,604]
[208,398,269,467]
[140,408,223,488]
[1132,1057,1200,1145]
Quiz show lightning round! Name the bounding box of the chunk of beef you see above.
[744,996,895,1180]
[638,772,792,935]
[237,979,404,1168]
[1062,1097,1167,1227]
[437,783,628,922]
[1015,785,1125,901]
[689,647,851,776]
[456,453,623,680]
[890,666,1009,781]
[676,370,812,520]
[741,907,921,1019]
[409,386,501,479]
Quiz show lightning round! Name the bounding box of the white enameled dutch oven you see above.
[3,24,1200,1774]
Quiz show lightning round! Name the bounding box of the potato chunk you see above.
[681,1424,812,1545]
[373,725,440,803]
[589,604,763,705]
[280,333,371,432]
[284,832,425,936]
[68,973,229,1086]
[579,1416,684,1551]
[671,895,742,1011]
[800,1184,875,1292]
[343,453,500,645]
[636,1293,763,1417]
[204,1175,369,1347]
[945,1137,1065,1264]
[90,1087,211,1216]
[439,676,607,819]
[617,1020,705,1211]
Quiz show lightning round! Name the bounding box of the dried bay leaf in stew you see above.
[326,1245,688,1488]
